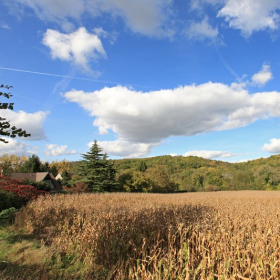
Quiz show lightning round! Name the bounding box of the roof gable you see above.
[10,172,62,191]
[35,172,49,181]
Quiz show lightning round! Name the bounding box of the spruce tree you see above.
[78,140,119,192]
[18,154,44,173]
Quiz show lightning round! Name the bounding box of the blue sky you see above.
[1,0,280,163]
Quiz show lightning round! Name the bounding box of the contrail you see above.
[0,66,118,84]
[0,66,150,88]
[214,45,241,81]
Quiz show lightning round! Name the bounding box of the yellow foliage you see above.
[50,159,71,174]
[0,153,27,174]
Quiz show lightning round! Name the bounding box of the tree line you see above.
[1,142,280,193]
[0,141,179,193]
[112,154,280,192]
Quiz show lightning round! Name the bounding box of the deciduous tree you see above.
[118,171,152,192]
[0,84,30,143]
[0,154,27,176]
[146,165,178,193]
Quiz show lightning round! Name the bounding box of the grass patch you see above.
[0,221,52,279]
[0,220,92,279]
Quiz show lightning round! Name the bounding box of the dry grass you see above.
[7,191,280,279]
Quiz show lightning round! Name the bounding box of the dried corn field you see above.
[13,191,280,279]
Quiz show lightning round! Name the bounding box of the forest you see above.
[110,154,280,192]
[1,146,280,193]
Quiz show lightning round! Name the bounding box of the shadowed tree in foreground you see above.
[0,84,30,143]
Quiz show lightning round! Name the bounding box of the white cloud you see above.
[238,159,250,163]
[170,153,177,157]
[263,138,280,153]
[251,64,273,87]
[8,0,173,36]
[1,110,48,140]
[217,0,280,36]
[64,82,280,146]
[218,90,280,130]
[0,138,36,155]
[185,17,219,41]
[44,144,77,156]
[42,27,106,72]
[183,150,235,159]
[89,140,159,158]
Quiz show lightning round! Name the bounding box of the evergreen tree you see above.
[49,164,58,177]
[41,161,50,172]
[18,154,44,173]
[60,170,72,187]
[78,140,119,192]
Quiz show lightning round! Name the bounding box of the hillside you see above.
[70,154,280,192]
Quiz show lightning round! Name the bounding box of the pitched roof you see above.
[10,172,49,182]
[35,172,49,181]
[10,172,62,191]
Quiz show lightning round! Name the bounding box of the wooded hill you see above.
[69,154,280,192]
[2,152,279,193]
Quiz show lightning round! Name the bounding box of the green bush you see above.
[0,190,23,212]
[23,179,51,191]
[0,207,17,222]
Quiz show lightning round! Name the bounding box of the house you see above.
[55,173,63,181]
[10,172,62,192]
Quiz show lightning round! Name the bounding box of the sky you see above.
[1,0,280,163]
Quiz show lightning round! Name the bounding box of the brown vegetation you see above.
[7,191,280,278]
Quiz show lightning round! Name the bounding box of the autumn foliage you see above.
[0,175,46,201]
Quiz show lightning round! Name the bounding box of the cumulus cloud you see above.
[44,144,77,156]
[185,17,219,41]
[7,0,173,36]
[90,140,159,158]
[251,64,273,87]
[263,138,280,153]
[64,82,280,147]
[183,150,235,159]
[218,90,280,130]
[1,110,48,140]
[0,138,37,155]
[217,0,280,36]
[42,27,106,72]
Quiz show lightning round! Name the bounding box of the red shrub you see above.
[0,175,46,201]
